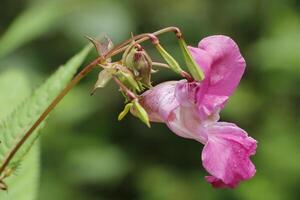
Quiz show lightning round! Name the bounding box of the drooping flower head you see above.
[139,35,257,188]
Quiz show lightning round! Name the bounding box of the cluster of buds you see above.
[87,29,204,127]
[122,39,152,88]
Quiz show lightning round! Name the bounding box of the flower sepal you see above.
[118,102,133,121]
[91,68,113,95]
[86,35,113,62]
[130,99,150,127]
[178,37,204,81]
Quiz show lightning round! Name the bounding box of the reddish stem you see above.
[0,26,186,176]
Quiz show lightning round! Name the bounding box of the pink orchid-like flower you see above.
[139,35,257,188]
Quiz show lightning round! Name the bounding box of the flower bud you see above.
[118,102,133,121]
[115,65,142,93]
[131,99,150,127]
[122,43,152,87]
[155,43,184,75]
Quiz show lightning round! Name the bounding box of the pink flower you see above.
[139,35,257,188]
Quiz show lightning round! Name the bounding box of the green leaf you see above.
[0,69,39,200]
[0,144,40,200]
[0,69,31,120]
[0,45,91,172]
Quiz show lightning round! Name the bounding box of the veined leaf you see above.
[0,144,40,200]
[0,69,31,119]
[0,45,91,173]
[0,69,39,200]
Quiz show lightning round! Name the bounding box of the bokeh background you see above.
[0,0,300,199]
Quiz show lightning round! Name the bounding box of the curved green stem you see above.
[152,62,170,68]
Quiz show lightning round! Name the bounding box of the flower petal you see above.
[205,176,230,188]
[175,80,207,107]
[197,94,228,120]
[201,122,256,188]
[198,35,246,96]
[188,35,246,119]
[174,80,225,121]
[139,81,179,122]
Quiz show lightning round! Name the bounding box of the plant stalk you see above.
[0,26,184,175]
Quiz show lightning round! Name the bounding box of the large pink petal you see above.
[139,81,179,122]
[198,35,246,96]
[201,122,256,188]
[187,35,246,119]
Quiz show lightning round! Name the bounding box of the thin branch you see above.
[0,56,103,175]
[0,26,184,175]
[109,27,182,57]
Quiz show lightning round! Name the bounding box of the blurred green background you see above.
[0,0,300,199]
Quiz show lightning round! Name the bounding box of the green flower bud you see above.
[118,102,133,121]
[122,43,152,87]
[155,43,183,74]
[131,99,150,127]
[115,65,142,93]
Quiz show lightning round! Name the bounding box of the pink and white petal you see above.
[174,80,227,120]
[198,35,246,97]
[174,80,224,123]
[139,81,179,122]
[166,106,207,143]
[201,122,257,188]
[175,80,207,107]
[166,108,197,140]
